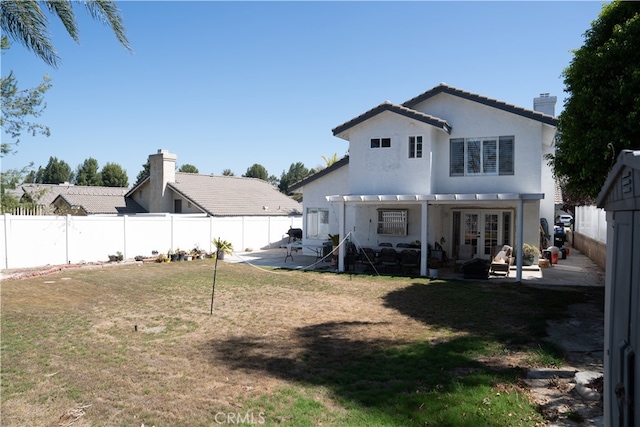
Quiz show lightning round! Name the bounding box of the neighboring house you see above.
[126,149,302,217]
[6,184,142,215]
[289,83,558,279]
[8,149,302,219]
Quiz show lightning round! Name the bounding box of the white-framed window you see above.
[409,136,423,158]
[306,208,329,239]
[371,137,391,149]
[377,209,408,236]
[450,136,514,176]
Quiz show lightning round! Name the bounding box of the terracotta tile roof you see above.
[402,83,558,126]
[169,173,302,216]
[332,101,451,137]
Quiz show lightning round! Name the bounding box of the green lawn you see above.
[0,260,602,426]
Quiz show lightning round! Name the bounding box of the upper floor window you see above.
[409,136,423,158]
[371,137,391,148]
[450,136,514,176]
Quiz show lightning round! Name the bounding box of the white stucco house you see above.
[289,83,558,279]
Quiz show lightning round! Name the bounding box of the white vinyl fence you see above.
[574,205,607,244]
[1,213,302,270]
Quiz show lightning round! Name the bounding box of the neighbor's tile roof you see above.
[54,193,145,215]
[8,184,143,214]
[168,173,302,216]
[402,83,558,126]
[332,101,452,137]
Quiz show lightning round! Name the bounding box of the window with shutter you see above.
[449,136,515,176]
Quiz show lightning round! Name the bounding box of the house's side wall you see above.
[301,165,349,251]
[347,112,436,195]
[131,181,151,212]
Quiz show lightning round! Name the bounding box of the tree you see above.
[550,1,640,201]
[321,153,339,167]
[135,160,150,185]
[100,162,128,187]
[75,157,102,186]
[40,156,73,184]
[278,162,309,195]
[243,163,269,181]
[222,169,234,176]
[178,164,199,173]
[0,163,32,213]
[1,40,52,156]
[0,0,131,68]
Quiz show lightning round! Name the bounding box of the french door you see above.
[459,211,511,259]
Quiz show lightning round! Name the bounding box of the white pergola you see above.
[326,192,544,281]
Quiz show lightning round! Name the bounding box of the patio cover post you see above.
[420,201,428,276]
[338,200,346,272]
[516,198,524,282]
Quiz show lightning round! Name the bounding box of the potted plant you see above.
[213,238,233,260]
[521,243,538,266]
[428,258,443,279]
[328,233,340,255]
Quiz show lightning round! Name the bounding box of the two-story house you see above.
[289,84,557,279]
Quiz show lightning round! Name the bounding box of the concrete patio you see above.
[226,246,604,287]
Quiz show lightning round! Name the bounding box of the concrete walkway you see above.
[227,246,605,287]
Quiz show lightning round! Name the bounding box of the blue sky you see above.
[2,1,605,184]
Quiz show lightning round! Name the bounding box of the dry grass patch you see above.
[1,260,601,426]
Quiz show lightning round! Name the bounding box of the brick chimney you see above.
[533,93,557,116]
[148,149,176,213]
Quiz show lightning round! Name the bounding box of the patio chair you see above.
[359,247,377,273]
[379,247,399,273]
[400,249,420,275]
[455,244,474,272]
[490,245,513,276]
[344,242,359,272]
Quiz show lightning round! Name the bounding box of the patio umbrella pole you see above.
[210,252,219,315]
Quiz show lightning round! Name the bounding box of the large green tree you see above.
[100,162,128,187]
[551,1,640,201]
[75,157,102,186]
[0,0,131,68]
[40,156,73,184]
[278,162,310,195]
[243,163,269,181]
[178,164,199,173]
[135,160,150,185]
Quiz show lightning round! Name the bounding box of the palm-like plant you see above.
[1,0,131,68]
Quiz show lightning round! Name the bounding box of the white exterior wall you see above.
[300,166,349,252]
[0,214,301,270]
[347,112,436,195]
[420,96,548,196]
